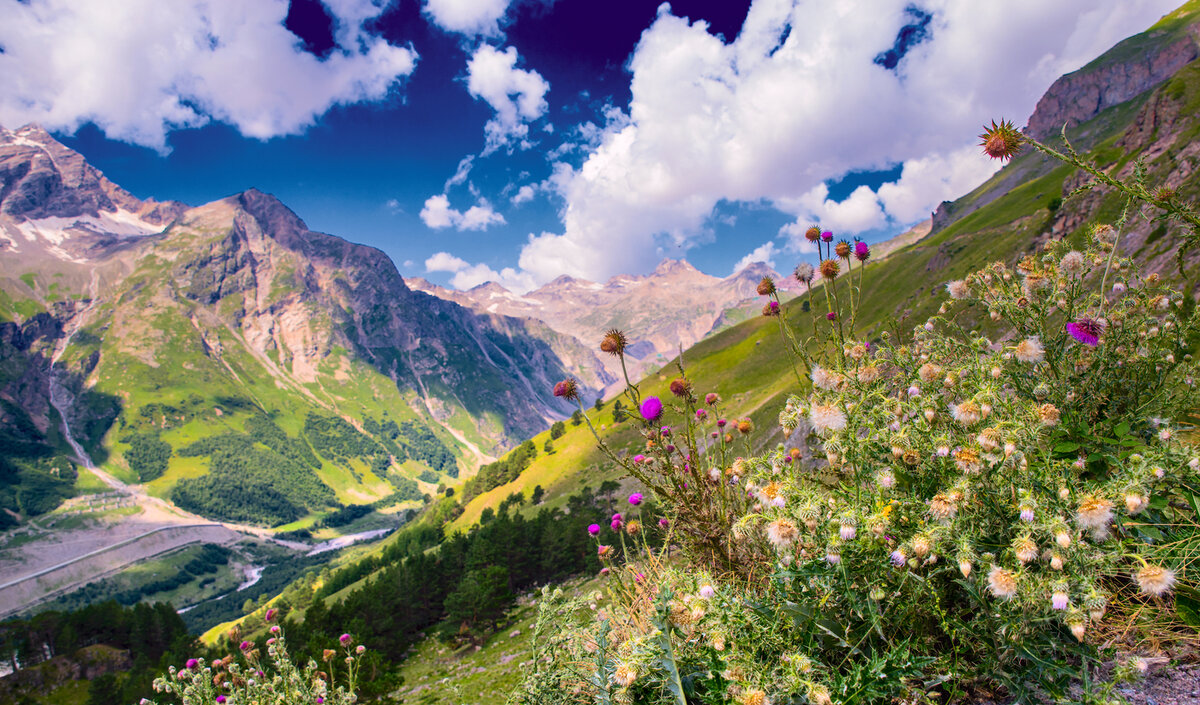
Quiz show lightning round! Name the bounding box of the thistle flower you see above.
[793,262,815,282]
[929,494,957,521]
[839,523,857,540]
[835,240,851,258]
[766,518,799,549]
[979,118,1022,161]
[1013,536,1038,564]
[699,584,715,598]
[805,225,821,242]
[597,544,613,559]
[954,447,981,473]
[756,276,776,296]
[587,523,600,536]
[1038,403,1061,427]
[1052,586,1070,611]
[821,230,833,242]
[826,311,837,321]
[1014,336,1045,363]
[890,549,907,567]
[1060,250,1086,275]
[705,392,721,405]
[1076,495,1113,531]
[856,365,881,383]
[669,377,692,397]
[762,301,780,316]
[951,401,981,426]
[1124,493,1148,514]
[553,378,579,400]
[811,365,842,391]
[628,492,643,506]
[854,240,870,261]
[1068,618,1087,641]
[987,565,1018,599]
[600,329,628,356]
[737,418,753,434]
[819,259,840,279]
[640,396,664,422]
[945,279,970,300]
[1066,318,1102,346]
[809,404,847,434]
[612,663,637,687]
[1135,564,1176,596]
[918,363,942,384]
[876,469,895,489]
[740,689,769,705]
[959,558,973,578]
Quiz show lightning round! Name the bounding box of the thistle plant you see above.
[150,624,362,705]
[530,121,1200,703]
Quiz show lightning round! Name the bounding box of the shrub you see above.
[519,128,1200,704]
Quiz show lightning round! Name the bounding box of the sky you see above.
[0,0,1182,292]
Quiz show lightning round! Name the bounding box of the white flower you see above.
[951,401,981,426]
[811,365,842,391]
[946,279,970,300]
[1076,495,1114,531]
[766,518,798,550]
[1136,565,1176,597]
[987,566,1018,599]
[809,404,847,435]
[1060,250,1086,275]
[698,584,715,598]
[1013,336,1045,363]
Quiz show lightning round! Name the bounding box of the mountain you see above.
[0,125,601,528]
[409,257,806,390]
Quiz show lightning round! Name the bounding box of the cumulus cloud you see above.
[466,44,550,154]
[514,0,1176,284]
[0,0,417,151]
[424,0,512,37]
[732,242,778,274]
[420,194,506,231]
[424,250,536,291]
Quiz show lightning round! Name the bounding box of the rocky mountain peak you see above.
[652,258,699,276]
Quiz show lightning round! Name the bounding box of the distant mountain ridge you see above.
[409,258,805,388]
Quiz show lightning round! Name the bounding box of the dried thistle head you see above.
[979,118,1022,161]
[600,329,628,356]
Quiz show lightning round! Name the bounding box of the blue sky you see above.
[0,0,1180,291]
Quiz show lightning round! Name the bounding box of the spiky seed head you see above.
[980,118,1022,161]
[756,276,776,296]
[600,329,628,356]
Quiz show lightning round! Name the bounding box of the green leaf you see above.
[1053,442,1080,453]
[1114,421,1131,437]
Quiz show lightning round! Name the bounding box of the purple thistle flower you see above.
[612,512,622,522]
[640,396,664,422]
[890,550,907,567]
[826,312,837,321]
[587,523,600,536]
[660,426,671,437]
[186,658,199,670]
[339,633,353,646]
[610,519,622,530]
[717,418,727,428]
[240,640,252,651]
[659,517,669,528]
[695,408,707,419]
[854,241,870,261]
[821,230,834,242]
[633,454,645,464]
[217,697,226,704]
[1066,319,1101,346]
[629,492,643,506]
[265,608,277,622]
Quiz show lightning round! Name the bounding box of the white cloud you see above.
[876,146,1001,223]
[425,251,470,272]
[466,45,550,154]
[424,0,512,37]
[423,250,536,292]
[0,0,417,152]
[445,154,476,190]
[420,194,506,231]
[510,184,538,205]
[778,221,819,254]
[513,0,1176,284]
[732,242,778,274]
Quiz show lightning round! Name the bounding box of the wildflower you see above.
[762,301,780,316]
[597,545,613,559]
[839,523,857,540]
[987,566,1018,599]
[695,408,707,420]
[240,640,252,651]
[819,258,840,279]
[669,377,692,397]
[876,469,895,489]
[826,311,837,321]
[954,448,981,473]
[659,517,669,528]
[855,240,871,261]
[809,404,847,434]
[737,418,753,434]
[946,279,970,300]
[929,494,957,521]
[610,519,621,531]
[640,396,664,422]
[705,392,720,405]
[805,225,821,242]
[185,658,199,670]
[979,118,1022,160]
[1051,554,1065,570]
[553,378,579,400]
[1014,336,1045,363]
[356,644,366,654]
[951,401,981,426]
[587,524,600,536]
[978,428,1001,452]
[835,240,851,258]
[1159,428,1172,442]
[741,689,769,705]
[1124,494,1148,514]
[959,558,973,578]
[1054,529,1072,548]
[1076,495,1114,531]
[821,230,833,242]
[217,697,227,704]
[890,549,907,567]
[628,492,643,506]
[757,276,776,296]
[1013,536,1038,564]
[1069,619,1087,641]
[811,365,842,390]
[1135,565,1176,597]
[912,535,932,558]
[323,649,336,661]
[1113,281,1126,294]
[339,633,353,645]
[793,262,815,282]
[699,584,715,598]
[612,663,637,687]
[632,454,645,464]
[918,363,942,384]
[1052,588,1069,611]
[766,518,799,549]
[1038,403,1060,427]
[857,365,881,383]
[600,329,628,356]
[1066,318,1102,346]
[1060,250,1086,275]
[626,520,641,535]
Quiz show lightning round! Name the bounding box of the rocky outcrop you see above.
[1025,21,1200,140]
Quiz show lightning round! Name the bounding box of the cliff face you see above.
[1025,13,1200,140]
